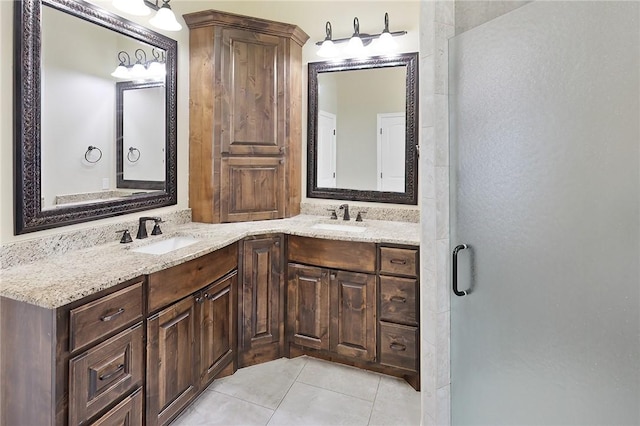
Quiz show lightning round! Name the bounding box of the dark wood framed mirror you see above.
[307,52,418,205]
[14,0,177,234]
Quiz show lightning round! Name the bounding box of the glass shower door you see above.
[449,2,639,424]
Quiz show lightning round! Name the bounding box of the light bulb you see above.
[345,36,365,57]
[377,31,397,53]
[317,40,338,58]
[147,61,166,79]
[149,5,183,32]
[111,65,130,79]
[112,0,150,16]
[130,63,147,79]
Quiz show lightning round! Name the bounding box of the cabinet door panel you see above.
[201,272,237,385]
[287,263,329,351]
[330,271,376,361]
[240,236,283,366]
[221,28,284,155]
[147,297,197,426]
[221,157,285,222]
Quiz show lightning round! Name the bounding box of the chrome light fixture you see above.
[315,13,406,58]
[113,0,182,32]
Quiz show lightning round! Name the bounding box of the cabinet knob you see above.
[195,296,203,304]
[274,241,280,247]
[330,274,336,280]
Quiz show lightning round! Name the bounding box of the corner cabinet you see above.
[184,10,309,223]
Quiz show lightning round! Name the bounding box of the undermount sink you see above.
[131,236,200,255]
[310,223,367,233]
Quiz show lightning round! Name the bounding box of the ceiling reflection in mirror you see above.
[14,0,177,234]
[40,5,166,210]
[307,53,419,205]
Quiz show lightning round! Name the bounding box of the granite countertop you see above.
[0,215,420,309]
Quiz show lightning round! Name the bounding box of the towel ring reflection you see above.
[127,147,141,163]
[85,146,102,163]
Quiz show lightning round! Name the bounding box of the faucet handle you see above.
[117,229,133,244]
[326,209,338,220]
[151,218,163,236]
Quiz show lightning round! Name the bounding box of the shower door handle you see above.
[452,244,469,296]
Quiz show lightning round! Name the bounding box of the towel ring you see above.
[127,147,141,163]
[85,146,102,163]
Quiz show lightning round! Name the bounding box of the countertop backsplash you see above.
[300,202,419,223]
[0,209,192,269]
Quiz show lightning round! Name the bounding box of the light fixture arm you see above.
[134,48,148,65]
[324,21,332,41]
[117,51,131,66]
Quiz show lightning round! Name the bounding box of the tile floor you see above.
[170,356,421,426]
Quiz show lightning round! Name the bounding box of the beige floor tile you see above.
[368,376,421,426]
[170,390,274,426]
[296,357,381,402]
[267,382,373,426]
[209,356,308,409]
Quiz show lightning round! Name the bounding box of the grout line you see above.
[293,380,379,404]
[367,376,382,425]
[265,356,310,425]
[209,389,278,412]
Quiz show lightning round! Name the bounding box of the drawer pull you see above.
[390,296,407,303]
[100,308,125,322]
[389,343,407,351]
[99,364,125,381]
[390,259,407,265]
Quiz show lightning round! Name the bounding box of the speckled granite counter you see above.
[0,215,419,309]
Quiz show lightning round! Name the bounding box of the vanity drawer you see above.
[288,236,376,274]
[69,323,144,425]
[91,388,143,426]
[69,281,143,352]
[379,276,418,325]
[379,247,418,277]
[379,322,418,372]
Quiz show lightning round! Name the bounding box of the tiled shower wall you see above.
[419,1,453,425]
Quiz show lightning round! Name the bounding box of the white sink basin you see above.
[311,223,367,233]
[131,236,200,255]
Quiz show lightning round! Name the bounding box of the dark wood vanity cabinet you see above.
[0,277,145,426]
[287,237,420,389]
[239,235,285,367]
[145,245,238,426]
[185,10,309,224]
[287,236,378,363]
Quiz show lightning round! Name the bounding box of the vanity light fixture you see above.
[315,13,406,58]
[111,48,166,81]
[112,0,182,32]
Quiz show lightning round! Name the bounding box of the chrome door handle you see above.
[452,244,469,296]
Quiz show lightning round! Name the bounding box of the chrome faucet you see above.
[339,204,350,221]
[136,216,162,239]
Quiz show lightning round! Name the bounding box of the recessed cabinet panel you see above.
[147,297,198,426]
[240,236,284,366]
[200,272,238,384]
[287,263,330,351]
[329,271,376,361]
[91,388,143,426]
[221,28,284,155]
[221,157,285,222]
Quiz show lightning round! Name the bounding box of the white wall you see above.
[0,0,419,243]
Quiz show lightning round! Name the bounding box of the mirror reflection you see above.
[116,81,166,191]
[317,67,406,192]
[40,5,166,210]
[307,53,419,205]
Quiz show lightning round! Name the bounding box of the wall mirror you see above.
[307,52,418,205]
[14,0,177,234]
